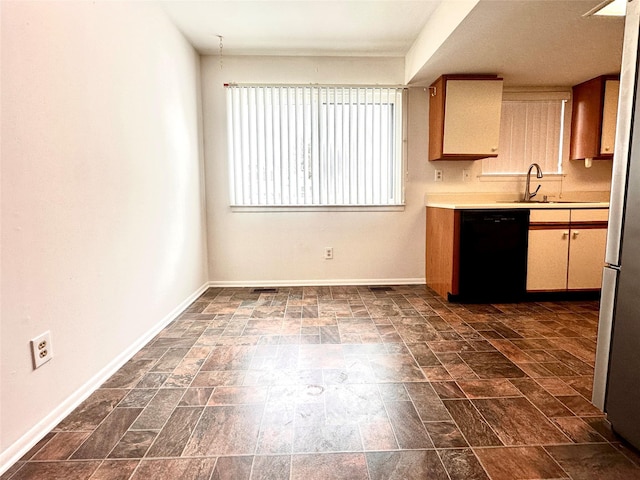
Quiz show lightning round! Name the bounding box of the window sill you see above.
[230,205,406,213]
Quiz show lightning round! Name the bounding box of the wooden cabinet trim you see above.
[425,207,460,299]
[428,75,503,162]
[529,221,607,230]
[570,74,619,161]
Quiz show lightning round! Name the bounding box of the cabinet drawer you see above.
[529,209,570,224]
[571,209,609,222]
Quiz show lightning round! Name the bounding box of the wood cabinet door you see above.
[443,79,503,156]
[526,229,569,291]
[567,228,607,290]
[600,80,620,156]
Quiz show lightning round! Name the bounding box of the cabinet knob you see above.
[491,147,498,152]
[604,146,611,152]
[573,231,580,239]
[562,231,569,238]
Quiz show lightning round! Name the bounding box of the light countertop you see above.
[425,201,610,210]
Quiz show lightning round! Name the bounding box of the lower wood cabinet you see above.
[526,209,608,292]
[426,206,609,301]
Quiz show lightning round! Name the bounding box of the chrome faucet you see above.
[523,163,543,202]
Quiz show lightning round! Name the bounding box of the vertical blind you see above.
[483,99,566,174]
[226,85,405,206]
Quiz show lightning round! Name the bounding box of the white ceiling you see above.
[161,1,441,57]
[161,0,625,87]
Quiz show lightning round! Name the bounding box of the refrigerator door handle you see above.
[593,266,619,410]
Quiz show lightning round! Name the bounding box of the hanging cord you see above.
[216,34,224,70]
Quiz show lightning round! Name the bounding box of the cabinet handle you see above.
[573,231,580,239]
[562,231,569,238]
[491,147,498,152]
[604,146,611,152]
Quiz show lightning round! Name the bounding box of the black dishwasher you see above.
[454,209,529,303]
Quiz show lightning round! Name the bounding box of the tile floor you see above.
[4,285,640,480]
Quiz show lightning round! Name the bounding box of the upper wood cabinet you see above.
[570,75,620,160]
[428,75,503,162]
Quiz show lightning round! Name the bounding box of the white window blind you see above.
[226,85,405,207]
[482,99,566,175]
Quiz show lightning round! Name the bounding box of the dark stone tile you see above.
[119,389,157,408]
[191,370,245,387]
[32,432,90,460]
[404,382,450,421]
[509,378,574,417]
[210,456,252,480]
[438,448,490,480]
[552,417,606,443]
[545,443,640,480]
[472,397,569,445]
[201,346,254,371]
[406,343,441,367]
[457,379,521,398]
[17,432,55,461]
[179,388,213,406]
[130,458,216,480]
[101,360,156,389]
[442,400,502,447]
[130,388,185,430]
[475,446,568,480]
[366,450,449,480]
[251,455,291,480]
[384,401,433,449]
[146,407,203,457]
[89,460,139,480]
[556,395,604,416]
[135,372,169,388]
[108,431,156,458]
[8,461,101,480]
[71,408,143,459]
[183,405,263,456]
[56,389,128,431]
[424,421,468,447]
[290,453,368,480]
[585,417,618,442]
[0,462,25,480]
[431,381,466,399]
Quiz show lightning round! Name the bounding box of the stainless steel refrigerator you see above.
[592,0,640,449]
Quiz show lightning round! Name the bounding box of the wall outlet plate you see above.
[324,247,333,259]
[434,170,443,182]
[31,331,53,369]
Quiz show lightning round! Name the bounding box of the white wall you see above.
[0,0,208,467]
[202,56,612,287]
[202,56,429,285]
[415,87,613,202]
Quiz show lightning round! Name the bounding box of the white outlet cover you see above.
[30,331,53,369]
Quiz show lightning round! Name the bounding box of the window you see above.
[482,94,568,175]
[226,85,405,207]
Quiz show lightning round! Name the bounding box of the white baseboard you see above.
[207,278,426,288]
[0,282,210,476]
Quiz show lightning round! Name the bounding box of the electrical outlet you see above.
[30,331,53,369]
[434,169,443,182]
[462,169,472,182]
[324,247,333,260]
